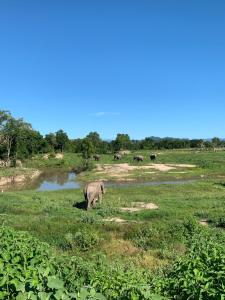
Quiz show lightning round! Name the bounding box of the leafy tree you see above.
[45,133,57,151]
[2,116,31,161]
[55,130,69,152]
[212,137,221,149]
[86,132,102,152]
[112,134,131,152]
[81,138,94,160]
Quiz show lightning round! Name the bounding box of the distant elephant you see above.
[84,181,106,210]
[93,154,101,161]
[15,160,23,168]
[150,154,157,161]
[114,154,122,160]
[133,155,144,162]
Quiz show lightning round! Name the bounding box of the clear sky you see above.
[0,0,225,139]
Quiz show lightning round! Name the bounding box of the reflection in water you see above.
[3,171,80,192]
[37,172,80,191]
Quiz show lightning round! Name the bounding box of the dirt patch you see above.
[199,219,209,226]
[0,169,41,187]
[103,217,128,223]
[55,153,64,159]
[120,202,158,212]
[95,163,196,178]
[167,164,196,168]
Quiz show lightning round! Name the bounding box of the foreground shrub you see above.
[158,231,225,299]
[65,229,100,251]
[0,226,104,299]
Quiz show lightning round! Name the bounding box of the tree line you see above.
[0,110,224,161]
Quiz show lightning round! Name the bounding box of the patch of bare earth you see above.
[120,202,158,212]
[103,217,140,223]
[95,163,196,178]
[167,164,196,168]
[103,217,127,223]
[199,219,209,226]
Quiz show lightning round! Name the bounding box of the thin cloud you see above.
[90,112,120,117]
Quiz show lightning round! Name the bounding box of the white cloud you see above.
[90,112,120,117]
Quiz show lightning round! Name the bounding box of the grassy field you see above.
[1,179,225,265]
[1,150,225,298]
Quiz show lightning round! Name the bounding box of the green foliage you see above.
[81,139,95,160]
[56,130,69,153]
[112,134,131,152]
[75,158,94,173]
[85,132,102,153]
[65,229,100,251]
[159,232,225,299]
[0,226,105,299]
[130,225,160,250]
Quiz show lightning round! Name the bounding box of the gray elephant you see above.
[150,154,157,161]
[133,155,144,162]
[93,154,101,161]
[84,181,105,210]
[114,153,122,160]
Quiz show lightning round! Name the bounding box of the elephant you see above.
[150,154,157,161]
[93,154,101,161]
[114,153,122,160]
[84,181,105,210]
[15,160,23,168]
[133,155,144,162]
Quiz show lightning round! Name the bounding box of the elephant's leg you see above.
[86,198,91,210]
[98,193,102,204]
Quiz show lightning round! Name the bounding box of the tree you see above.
[112,134,131,152]
[212,137,221,149]
[45,133,57,151]
[2,116,31,161]
[85,132,102,153]
[80,138,94,160]
[55,130,69,152]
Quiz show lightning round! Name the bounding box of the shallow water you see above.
[36,171,80,191]
[2,171,80,192]
[3,170,195,192]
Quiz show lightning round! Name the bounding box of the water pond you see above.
[2,170,195,192]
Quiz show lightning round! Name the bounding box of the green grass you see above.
[2,149,225,183]
[76,149,225,182]
[1,149,225,298]
[24,152,81,170]
[1,179,225,268]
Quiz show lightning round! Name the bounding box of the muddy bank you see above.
[0,169,41,187]
[95,163,196,179]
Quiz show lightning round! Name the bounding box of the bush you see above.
[157,231,225,299]
[75,159,94,174]
[0,226,104,299]
[129,225,161,250]
[65,229,100,251]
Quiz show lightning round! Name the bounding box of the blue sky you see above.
[0,0,225,139]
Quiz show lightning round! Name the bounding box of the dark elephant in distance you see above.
[150,154,157,161]
[84,181,106,210]
[114,154,122,160]
[93,154,101,161]
[133,155,144,162]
